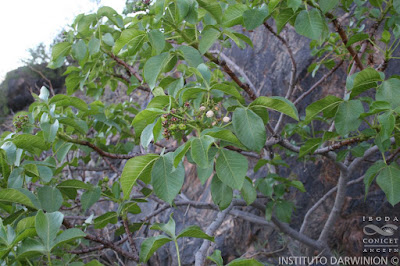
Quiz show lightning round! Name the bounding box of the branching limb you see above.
[194,204,234,266]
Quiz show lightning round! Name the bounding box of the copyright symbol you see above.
[391,256,399,265]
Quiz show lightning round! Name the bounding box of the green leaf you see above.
[377,78,400,109]
[223,4,247,27]
[211,175,233,210]
[347,33,369,47]
[39,87,50,102]
[1,141,16,165]
[121,154,159,199]
[243,8,269,31]
[37,186,63,212]
[376,163,400,206]
[102,33,114,46]
[249,96,299,121]
[191,135,214,168]
[151,153,185,204]
[139,235,172,262]
[148,29,165,55]
[319,0,339,13]
[227,258,264,266]
[232,108,266,152]
[113,29,146,55]
[49,94,88,111]
[51,42,71,60]
[215,149,248,190]
[178,46,203,67]
[275,200,294,223]
[350,68,382,98]
[35,210,63,251]
[141,122,156,149]
[72,40,87,62]
[335,100,364,136]
[294,9,324,40]
[12,134,48,153]
[173,140,192,168]
[132,109,165,137]
[378,111,395,140]
[53,228,85,247]
[299,138,322,158]
[207,249,223,266]
[150,213,176,237]
[144,52,170,90]
[17,238,46,259]
[204,129,246,149]
[199,27,220,54]
[275,8,296,33]
[177,225,214,241]
[287,0,301,11]
[94,212,118,229]
[57,180,91,190]
[210,84,244,103]
[197,0,222,24]
[303,95,343,124]
[81,187,101,211]
[0,189,36,209]
[364,160,386,197]
[241,177,256,205]
[88,37,100,55]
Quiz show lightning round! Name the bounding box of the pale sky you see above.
[0,0,126,82]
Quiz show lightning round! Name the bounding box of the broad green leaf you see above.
[288,0,301,11]
[0,189,36,209]
[377,78,400,108]
[335,100,364,136]
[208,249,223,266]
[222,4,247,27]
[232,108,266,152]
[102,33,114,46]
[72,40,87,62]
[275,8,296,33]
[39,87,50,101]
[350,68,382,98]
[53,228,85,247]
[37,186,63,212]
[210,84,244,103]
[12,134,48,153]
[49,95,88,111]
[132,109,165,137]
[35,210,63,251]
[294,9,324,40]
[243,8,269,31]
[378,111,395,140]
[113,29,146,54]
[139,235,172,263]
[249,96,299,121]
[150,213,175,237]
[227,258,264,266]
[275,200,294,223]
[151,153,185,204]
[88,37,100,55]
[148,29,165,55]
[299,138,322,158]
[319,0,339,13]
[364,160,386,197]
[241,177,256,205]
[177,225,214,241]
[205,129,246,149]
[178,46,203,67]
[81,187,101,211]
[51,42,71,60]
[121,154,159,199]
[199,27,220,54]
[16,217,36,234]
[347,33,369,47]
[191,135,214,168]
[141,122,156,149]
[197,0,222,24]
[1,141,16,165]
[57,180,91,190]
[41,119,59,143]
[144,52,170,90]
[376,163,400,206]
[94,212,118,229]
[173,140,192,167]
[211,175,233,210]
[215,149,248,190]
[303,95,343,124]
[17,238,46,259]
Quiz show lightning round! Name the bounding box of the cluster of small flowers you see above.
[161,105,188,140]
[199,106,230,125]
[13,115,29,132]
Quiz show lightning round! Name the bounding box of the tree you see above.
[1,0,400,264]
